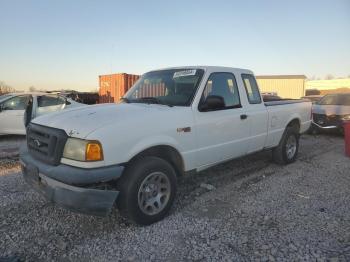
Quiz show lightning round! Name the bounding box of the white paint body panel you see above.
[30,66,312,171]
[0,108,25,135]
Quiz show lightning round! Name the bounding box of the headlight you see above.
[341,115,350,121]
[63,138,103,162]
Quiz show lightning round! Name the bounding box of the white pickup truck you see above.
[20,66,311,225]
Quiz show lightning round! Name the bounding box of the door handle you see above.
[240,114,248,120]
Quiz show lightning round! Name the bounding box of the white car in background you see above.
[0,93,84,135]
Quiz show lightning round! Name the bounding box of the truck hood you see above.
[312,104,350,116]
[32,103,178,138]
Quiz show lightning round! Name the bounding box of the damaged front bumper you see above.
[311,121,339,130]
[20,146,124,217]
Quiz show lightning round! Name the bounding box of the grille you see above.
[26,123,68,166]
[312,113,326,126]
[313,113,342,127]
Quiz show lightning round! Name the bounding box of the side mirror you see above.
[199,95,225,112]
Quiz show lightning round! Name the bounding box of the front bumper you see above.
[312,113,345,130]
[20,146,124,216]
[311,121,339,130]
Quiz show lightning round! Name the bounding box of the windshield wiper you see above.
[138,97,161,104]
[120,97,130,103]
[135,97,173,107]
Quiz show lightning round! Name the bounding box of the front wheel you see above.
[307,123,319,135]
[272,126,300,165]
[117,156,177,225]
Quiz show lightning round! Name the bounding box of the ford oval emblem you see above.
[33,139,42,147]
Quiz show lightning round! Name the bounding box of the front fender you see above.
[127,135,183,161]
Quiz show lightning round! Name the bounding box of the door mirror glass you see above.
[199,95,225,111]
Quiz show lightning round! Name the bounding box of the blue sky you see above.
[0,0,349,91]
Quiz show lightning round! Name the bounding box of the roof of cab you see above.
[148,66,254,75]
[4,92,59,96]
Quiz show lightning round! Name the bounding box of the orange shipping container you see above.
[99,73,140,103]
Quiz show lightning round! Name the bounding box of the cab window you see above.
[2,95,29,110]
[200,72,241,111]
[241,74,262,104]
[38,96,66,107]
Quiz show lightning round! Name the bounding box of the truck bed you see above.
[263,99,312,149]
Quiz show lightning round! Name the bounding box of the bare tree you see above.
[0,81,15,95]
[308,75,316,81]
[325,74,334,80]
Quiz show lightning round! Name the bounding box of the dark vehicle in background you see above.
[64,91,99,105]
[262,94,282,102]
[311,93,350,134]
[301,95,323,104]
[47,90,99,105]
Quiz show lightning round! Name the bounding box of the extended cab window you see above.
[2,95,29,110]
[200,72,241,111]
[242,74,262,104]
[38,96,65,107]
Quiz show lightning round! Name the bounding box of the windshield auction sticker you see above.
[173,69,197,78]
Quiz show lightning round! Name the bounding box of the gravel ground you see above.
[0,134,349,261]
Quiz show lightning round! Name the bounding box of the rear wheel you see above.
[272,126,300,165]
[307,123,319,135]
[117,156,177,225]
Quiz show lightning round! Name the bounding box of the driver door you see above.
[0,95,30,135]
[194,72,250,168]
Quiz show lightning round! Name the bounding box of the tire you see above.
[117,156,177,225]
[272,126,300,165]
[307,123,319,135]
[307,124,314,134]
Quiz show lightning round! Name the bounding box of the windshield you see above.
[123,69,205,106]
[318,94,350,106]
[0,94,13,101]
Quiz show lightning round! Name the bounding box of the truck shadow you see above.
[173,133,344,214]
[174,150,273,213]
